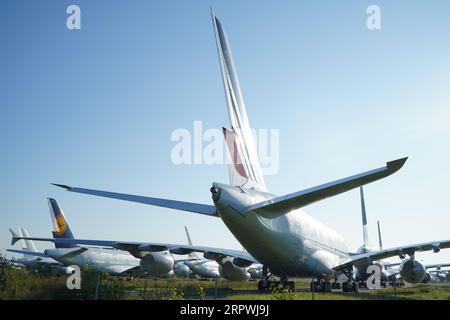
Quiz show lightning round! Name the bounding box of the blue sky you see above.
[1,0,449,265]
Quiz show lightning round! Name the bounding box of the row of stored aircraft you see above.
[9,10,450,292]
[8,189,448,288]
[8,198,259,281]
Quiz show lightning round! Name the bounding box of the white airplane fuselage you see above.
[213,183,349,278]
[45,247,140,275]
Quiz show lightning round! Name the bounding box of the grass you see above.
[1,259,449,300]
[223,283,450,300]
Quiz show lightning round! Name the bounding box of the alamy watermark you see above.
[367,5,381,30]
[66,5,81,30]
[170,121,280,176]
[66,265,81,290]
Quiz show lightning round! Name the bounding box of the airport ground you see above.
[1,262,449,300]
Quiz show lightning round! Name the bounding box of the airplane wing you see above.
[333,239,450,272]
[12,236,259,265]
[51,184,218,217]
[424,263,450,269]
[7,249,48,258]
[102,265,138,275]
[245,158,407,216]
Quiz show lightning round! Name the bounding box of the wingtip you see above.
[51,183,72,191]
[386,157,408,172]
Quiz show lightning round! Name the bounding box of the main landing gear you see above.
[257,267,295,292]
[310,278,359,292]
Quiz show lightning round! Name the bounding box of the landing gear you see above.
[341,281,358,292]
[256,267,295,292]
[280,275,295,291]
[310,279,331,292]
[310,279,358,293]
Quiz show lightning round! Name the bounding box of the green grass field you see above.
[1,255,449,300]
[120,278,450,300]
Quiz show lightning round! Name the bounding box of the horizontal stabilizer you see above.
[7,249,47,258]
[245,158,407,216]
[52,184,218,217]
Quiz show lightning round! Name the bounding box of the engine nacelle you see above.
[139,252,174,276]
[422,271,432,283]
[219,260,250,281]
[399,258,426,284]
[248,267,263,280]
[173,263,191,278]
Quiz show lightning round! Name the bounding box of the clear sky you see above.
[1,0,449,266]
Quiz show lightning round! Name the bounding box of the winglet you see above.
[9,228,20,246]
[386,157,408,172]
[51,183,72,190]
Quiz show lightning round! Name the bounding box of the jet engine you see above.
[399,258,426,284]
[139,252,174,276]
[422,271,432,284]
[173,262,191,278]
[219,260,250,281]
[248,267,263,280]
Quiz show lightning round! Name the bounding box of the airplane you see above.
[351,187,396,288]
[14,10,450,292]
[9,198,143,276]
[7,227,74,274]
[386,262,450,284]
[181,226,221,279]
[428,267,450,282]
[353,189,450,287]
[181,226,263,281]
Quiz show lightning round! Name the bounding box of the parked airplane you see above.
[10,198,154,276]
[7,228,74,274]
[387,262,450,284]
[182,227,220,279]
[181,226,262,280]
[355,189,450,286]
[16,11,450,292]
[352,188,393,288]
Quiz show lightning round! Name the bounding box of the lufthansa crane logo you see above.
[55,215,68,234]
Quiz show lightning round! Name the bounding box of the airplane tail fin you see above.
[360,187,369,248]
[20,228,38,253]
[211,10,266,191]
[184,226,198,260]
[377,220,383,250]
[10,228,20,246]
[48,198,77,248]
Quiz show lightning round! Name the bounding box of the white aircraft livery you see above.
[14,10,450,292]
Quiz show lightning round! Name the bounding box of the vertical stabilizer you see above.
[377,220,383,250]
[184,226,198,260]
[360,187,369,248]
[48,198,77,248]
[21,228,38,252]
[211,9,266,191]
